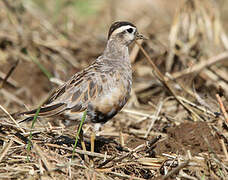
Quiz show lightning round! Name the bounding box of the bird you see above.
[17,21,146,146]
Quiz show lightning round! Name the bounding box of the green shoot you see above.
[26,106,41,161]
[30,55,53,80]
[72,110,87,159]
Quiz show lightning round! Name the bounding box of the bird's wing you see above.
[22,66,101,117]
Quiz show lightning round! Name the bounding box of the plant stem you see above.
[72,110,87,158]
[26,107,41,161]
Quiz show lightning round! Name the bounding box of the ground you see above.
[0,0,228,179]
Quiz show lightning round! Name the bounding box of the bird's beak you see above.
[135,32,148,40]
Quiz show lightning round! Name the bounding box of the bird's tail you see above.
[1,103,66,123]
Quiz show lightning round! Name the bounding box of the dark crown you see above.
[108,21,136,39]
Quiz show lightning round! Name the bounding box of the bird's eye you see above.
[127,28,133,33]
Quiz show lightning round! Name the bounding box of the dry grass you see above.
[0,0,228,179]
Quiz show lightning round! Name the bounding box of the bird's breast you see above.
[87,73,131,124]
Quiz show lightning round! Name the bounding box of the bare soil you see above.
[155,122,223,156]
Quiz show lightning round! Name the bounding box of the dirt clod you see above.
[155,121,223,155]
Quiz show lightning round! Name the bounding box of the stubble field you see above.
[0,0,228,179]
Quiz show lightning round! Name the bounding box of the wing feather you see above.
[21,103,66,117]
[19,58,122,121]
[40,67,100,115]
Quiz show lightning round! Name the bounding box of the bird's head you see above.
[108,21,147,46]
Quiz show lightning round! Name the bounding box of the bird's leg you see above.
[78,128,86,151]
[90,132,95,153]
[78,127,89,162]
[90,123,101,153]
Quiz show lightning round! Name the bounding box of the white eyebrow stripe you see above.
[112,25,136,36]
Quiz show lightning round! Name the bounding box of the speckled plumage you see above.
[21,21,146,125]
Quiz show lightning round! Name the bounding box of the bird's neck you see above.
[103,39,130,62]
